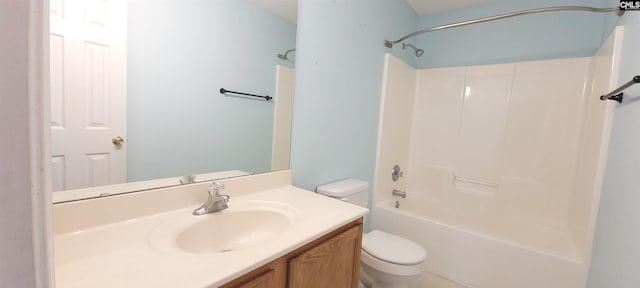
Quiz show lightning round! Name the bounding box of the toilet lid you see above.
[362,230,426,265]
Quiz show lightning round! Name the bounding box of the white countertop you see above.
[54,179,368,288]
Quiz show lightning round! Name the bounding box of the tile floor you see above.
[410,271,470,288]
[360,271,469,288]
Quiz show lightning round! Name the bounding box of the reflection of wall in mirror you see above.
[127,0,297,182]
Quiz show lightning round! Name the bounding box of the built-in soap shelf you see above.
[454,175,498,196]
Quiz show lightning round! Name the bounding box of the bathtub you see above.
[372,198,588,288]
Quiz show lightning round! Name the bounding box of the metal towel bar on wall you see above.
[220,88,272,101]
[600,75,640,103]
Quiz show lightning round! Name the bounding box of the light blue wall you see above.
[414,0,614,68]
[127,0,296,181]
[290,0,418,194]
[601,0,623,39]
[588,12,640,288]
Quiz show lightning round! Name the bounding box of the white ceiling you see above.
[250,0,502,23]
[250,0,298,23]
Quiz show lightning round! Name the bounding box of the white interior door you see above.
[50,0,127,191]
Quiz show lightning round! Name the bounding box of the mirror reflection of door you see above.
[49,0,127,191]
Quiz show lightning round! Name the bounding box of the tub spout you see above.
[392,189,406,198]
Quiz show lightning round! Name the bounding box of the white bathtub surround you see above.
[373,53,416,207]
[373,27,623,288]
[53,170,368,288]
[407,57,592,231]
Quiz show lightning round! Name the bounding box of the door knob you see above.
[112,136,125,146]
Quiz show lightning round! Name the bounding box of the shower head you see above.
[277,48,296,60]
[402,43,424,58]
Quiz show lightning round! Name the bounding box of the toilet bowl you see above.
[360,230,426,288]
[316,179,427,288]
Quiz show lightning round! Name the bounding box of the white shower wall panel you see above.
[408,57,591,229]
[502,58,590,228]
[373,54,417,204]
[455,63,513,187]
[569,27,621,259]
[406,67,465,200]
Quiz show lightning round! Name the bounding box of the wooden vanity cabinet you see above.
[225,258,287,288]
[221,218,363,288]
[288,223,362,288]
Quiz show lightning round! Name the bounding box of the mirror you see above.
[49,0,298,202]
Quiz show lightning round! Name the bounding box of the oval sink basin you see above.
[149,201,298,254]
[177,209,289,253]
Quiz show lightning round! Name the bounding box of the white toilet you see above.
[317,179,426,288]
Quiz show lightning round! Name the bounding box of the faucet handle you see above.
[209,181,225,195]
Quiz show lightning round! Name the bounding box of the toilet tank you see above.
[316,179,369,208]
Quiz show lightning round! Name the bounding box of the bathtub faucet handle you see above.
[392,189,406,198]
[392,165,404,181]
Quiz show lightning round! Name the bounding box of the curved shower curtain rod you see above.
[384,5,623,48]
[278,48,296,60]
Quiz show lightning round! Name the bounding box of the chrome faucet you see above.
[193,181,230,215]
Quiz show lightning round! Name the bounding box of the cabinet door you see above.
[288,225,363,288]
[234,269,277,288]
[221,259,286,288]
